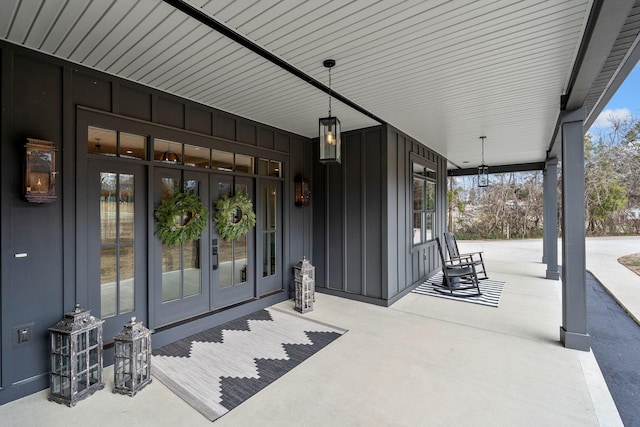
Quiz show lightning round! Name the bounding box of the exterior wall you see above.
[0,42,313,404]
[312,125,446,306]
[386,126,447,303]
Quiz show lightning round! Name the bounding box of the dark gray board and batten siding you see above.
[312,126,445,306]
[0,41,313,405]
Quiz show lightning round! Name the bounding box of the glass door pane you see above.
[99,172,135,318]
[258,180,282,295]
[210,175,254,309]
[154,168,209,327]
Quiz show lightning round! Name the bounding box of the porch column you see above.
[542,166,548,264]
[559,108,590,351]
[544,157,559,280]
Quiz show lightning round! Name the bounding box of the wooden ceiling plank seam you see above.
[149,38,240,88]
[104,7,186,74]
[198,70,316,108]
[218,0,334,47]
[280,0,572,65]
[4,0,37,43]
[335,31,579,95]
[18,0,45,45]
[70,0,138,64]
[131,26,214,82]
[344,34,578,85]
[327,7,586,75]
[59,0,118,59]
[219,0,322,41]
[377,89,562,119]
[24,0,64,48]
[115,13,195,77]
[256,0,389,48]
[0,0,21,39]
[88,0,164,68]
[47,0,92,56]
[270,0,446,56]
[140,31,226,85]
[339,43,576,102]
[302,11,585,87]
[199,67,302,104]
[282,0,586,71]
[168,48,262,96]
[219,0,282,31]
[234,0,334,36]
[205,0,262,21]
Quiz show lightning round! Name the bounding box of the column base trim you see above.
[560,326,590,351]
[546,269,560,280]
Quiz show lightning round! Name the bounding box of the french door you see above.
[257,179,283,295]
[210,175,256,309]
[153,168,210,326]
[88,160,147,341]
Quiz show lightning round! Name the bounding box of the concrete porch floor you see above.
[1,238,634,426]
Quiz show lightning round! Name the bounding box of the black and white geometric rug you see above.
[152,308,346,421]
[412,272,505,307]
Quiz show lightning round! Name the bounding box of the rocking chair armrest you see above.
[458,251,483,258]
[444,259,476,268]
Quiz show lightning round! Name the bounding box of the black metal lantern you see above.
[48,304,104,407]
[478,136,489,187]
[294,257,315,313]
[294,176,311,207]
[319,59,341,164]
[113,317,153,397]
[25,138,57,203]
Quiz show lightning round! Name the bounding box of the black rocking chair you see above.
[435,237,482,297]
[444,231,489,280]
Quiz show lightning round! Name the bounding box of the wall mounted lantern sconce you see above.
[478,136,489,187]
[319,59,341,164]
[25,138,57,203]
[294,176,311,207]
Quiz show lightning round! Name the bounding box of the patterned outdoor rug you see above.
[152,307,346,421]
[412,272,505,307]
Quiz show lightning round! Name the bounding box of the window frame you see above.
[411,155,437,248]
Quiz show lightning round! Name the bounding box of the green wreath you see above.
[155,192,208,245]
[214,193,256,241]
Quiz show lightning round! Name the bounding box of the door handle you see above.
[212,239,219,270]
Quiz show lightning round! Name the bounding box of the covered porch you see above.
[0,238,628,426]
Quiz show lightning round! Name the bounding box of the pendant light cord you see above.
[328,66,332,117]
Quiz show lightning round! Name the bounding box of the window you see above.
[89,127,147,160]
[412,162,436,245]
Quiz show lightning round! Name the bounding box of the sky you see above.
[589,61,640,131]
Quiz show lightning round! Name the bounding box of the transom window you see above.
[412,162,436,245]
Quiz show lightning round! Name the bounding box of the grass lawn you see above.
[618,253,640,276]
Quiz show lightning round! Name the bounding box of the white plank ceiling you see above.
[0,0,609,168]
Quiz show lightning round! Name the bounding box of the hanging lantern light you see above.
[478,136,489,187]
[319,59,341,164]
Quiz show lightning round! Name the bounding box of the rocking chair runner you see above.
[444,232,489,280]
[435,237,482,297]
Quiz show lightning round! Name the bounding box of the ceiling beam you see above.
[163,0,386,126]
[447,162,545,176]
